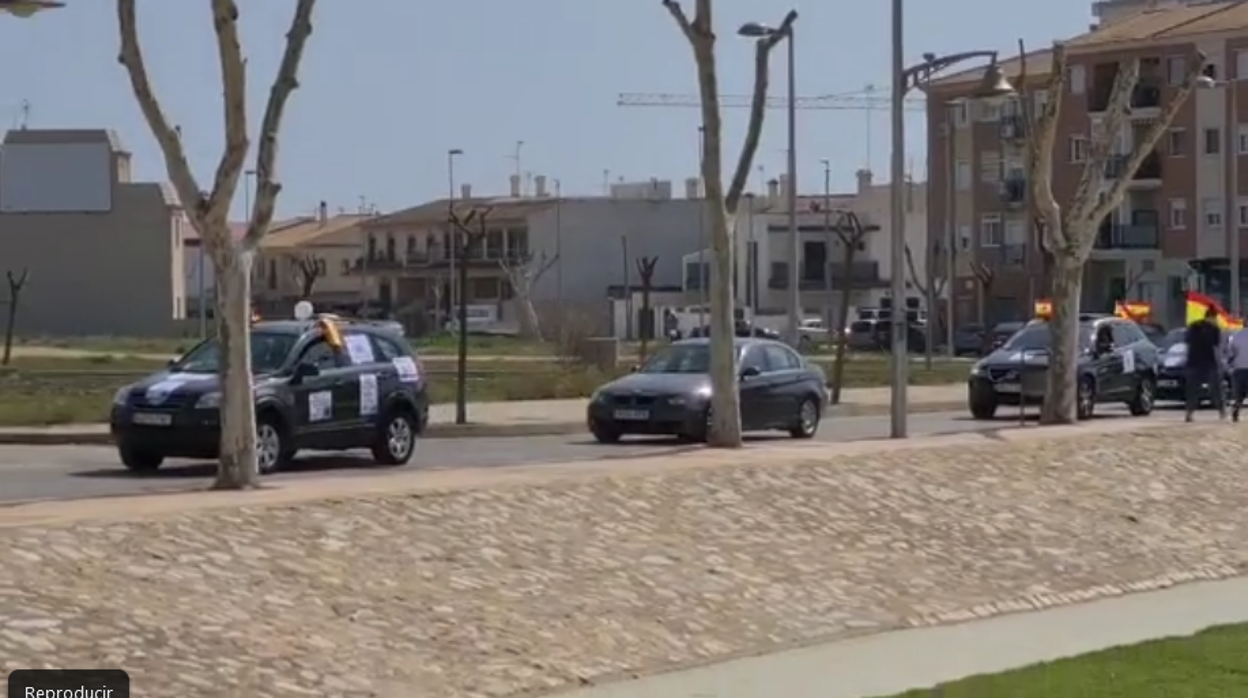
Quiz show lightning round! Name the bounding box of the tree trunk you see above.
[212,254,260,490]
[518,295,542,341]
[706,205,742,447]
[829,247,857,405]
[1041,254,1083,424]
[1,293,18,366]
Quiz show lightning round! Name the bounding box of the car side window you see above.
[369,334,406,362]
[1095,325,1114,348]
[763,345,802,371]
[1111,322,1143,346]
[298,339,340,370]
[741,347,767,373]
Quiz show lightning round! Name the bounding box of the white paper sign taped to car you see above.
[1122,349,1135,373]
[359,374,378,416]
[393,357,419,382]
[308,390,333,421]
[345,334,375,365]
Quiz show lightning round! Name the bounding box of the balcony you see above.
[1103,152,1162,185]
[998,114,1026,142]
[767,261,884,290]
[349,245,528,274]
[1088,76,1162,114]
[1094,219,1160,251]
[998,177,1025,208]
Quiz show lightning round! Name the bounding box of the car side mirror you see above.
[739,365,761,380]
[291,362,319,383]
[166,359,177,369]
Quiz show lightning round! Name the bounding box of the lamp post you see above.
[888,2,1016,437]
[821,158,834,330]
[446,148,463,325]
[697,124,707,330]
[1197,75,1242,315]
[739,16,800,346]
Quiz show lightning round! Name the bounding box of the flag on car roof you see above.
[1186,290,1244,330]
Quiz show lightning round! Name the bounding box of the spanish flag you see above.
[1113,301,1151,322]
[1185,290,1245,330]
[317,317,344,349]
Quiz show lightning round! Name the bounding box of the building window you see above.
[959,224,972,251]
[1204,198,1223,228]
[1239,198,1248,227]
[977,100,1000,122]
[1069,136,1089,163]
[1167,128,1186,156]
[1203,62,1219,81]
[1238,50,1248,79]
[1204,128,1221,155]
[1169,198,1187,229]
[1238,124,1248,155]
[1067,64,1086,94]
[952,102,968,128]
[955,160,972,190]
[980,214,1002,247]
[1166,56,1186,85]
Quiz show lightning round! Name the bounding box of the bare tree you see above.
[635,256,659,360]
[663,0,795,448]
[827,210,870,405]
[447,205,490,424]
[1120,266,1147,301]
[116,0,316,488]
[904,243,948,370]
[292,253,324,299]
[970,261,995,325]
[1,268,29,366]
[500,250,558,341]
[1017,39,1204,423]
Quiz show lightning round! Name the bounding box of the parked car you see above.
[967,316,1158,420]
[797,318,832,349]
[688,320,781,340]
[586,337,828,443]
[845,319,880,352]
[110,315,429,473]
[986,321,1026,353]
[870,321,929,353]
[952,323,987,357]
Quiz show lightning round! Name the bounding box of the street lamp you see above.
[739,15,800,346]
[1197,74,1242,315]
[446,148,464,321]
[888,1,1015,439]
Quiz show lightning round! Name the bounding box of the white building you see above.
[682,169,931,325]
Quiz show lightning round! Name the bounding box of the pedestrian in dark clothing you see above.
[1185,307,1225,421]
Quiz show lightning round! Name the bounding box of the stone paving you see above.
[2,424,1247,697]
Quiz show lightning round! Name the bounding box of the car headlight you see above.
[112,386,131,406]
[591,390,609,404]
[195,392,221,409]
[969,363,986,376]
[668,387,712,405]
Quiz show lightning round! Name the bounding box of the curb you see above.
[0,400,968,447]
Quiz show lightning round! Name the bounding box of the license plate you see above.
[995,383,1021,394]
[1158,379,1178,388]
[613,409,650,420]
[132,412,172,426]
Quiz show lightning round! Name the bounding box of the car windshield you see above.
[638,344,713,374]
[173,331,299,374]
[1000,323,1093,350]
[1158,328,1186,350]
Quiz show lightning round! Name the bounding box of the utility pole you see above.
[821,159,833,332]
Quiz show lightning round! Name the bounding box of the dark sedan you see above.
[1154,327,1231,404]
[586,337,828,443]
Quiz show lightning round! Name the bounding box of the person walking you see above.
[1185,306,1225,421]
[1227,327,1248,421]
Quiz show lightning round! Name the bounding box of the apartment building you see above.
[252,206,376,313]
[926,1,1248,327]
[686,169,929,324]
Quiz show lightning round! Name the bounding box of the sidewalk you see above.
[556,575,1248,698]
[0,384,965,445]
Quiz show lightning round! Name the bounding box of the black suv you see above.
[967,315,1159,420]
[109,318,429,473]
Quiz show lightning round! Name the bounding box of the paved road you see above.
[557,574,1248,698]
[0,405,1188,504]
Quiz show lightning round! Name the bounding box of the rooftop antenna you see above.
[863,84,875,169]
[18,100,30,130]
[602,169,610,194]
[508,140,525,193]
[357,195,367,215]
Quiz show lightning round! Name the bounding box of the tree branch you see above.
[115,0,206,221]
[1069,58,1140,227]
[205,0,249,219]
[1086,50,1207,229]
[724,9,797,213]
[243,0,317,249]
[660,0,696,44]
[903,244,926,294]
[1025,41,1067,250]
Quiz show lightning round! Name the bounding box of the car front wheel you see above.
[119,445,163,473]
[1128,375,1155,416]
[789,397,821,438]
[590,420,622,444]
[969,399,997,420]
[256,416,292,474]
[1076,376,1097,420]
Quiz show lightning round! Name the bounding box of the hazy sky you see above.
[0,0,1092,218]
